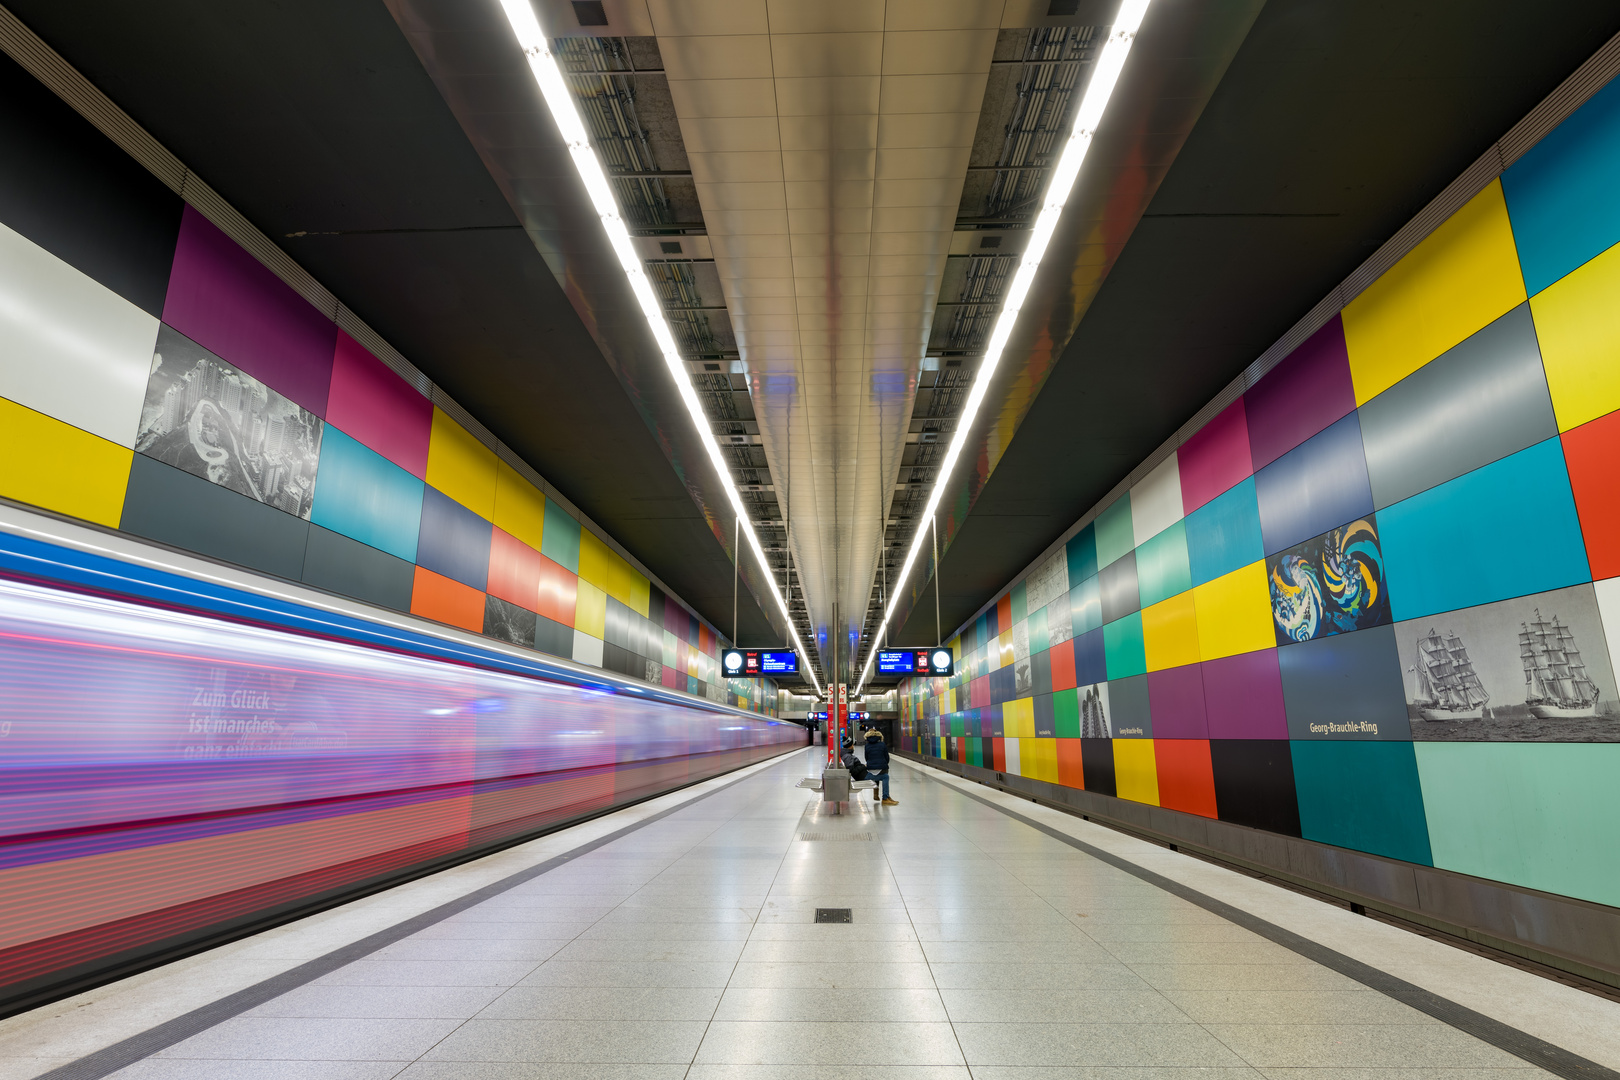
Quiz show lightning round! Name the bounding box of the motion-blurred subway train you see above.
[0,507,801,1015]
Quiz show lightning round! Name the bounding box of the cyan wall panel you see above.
[1104,613,1145,680]
[1415,742,1620,908]
[163,207,337,417]
[1292,741,1433,865]
[1080,739,1116,795]
[300,524,415,611]
[1380,438,1590,621]
[1209,740,1302,836]
[1070,574,1102,636]
[1136,520,1191,608]
[1254,412,1373,556]
[1066,523,1098,583]
[1099,550,1140,624]
[1110,673,1151,737]
[1359,304,1557,509]
[309,428,423,563]
[0,53,182,318]
[417,484,492,592]
[1278,624,1411,741]
[1500,77,1620,296]
[1095,494,1135,569]
[1186,477,1264,588]
[121,455,309,581]
[1245,315,1356,471]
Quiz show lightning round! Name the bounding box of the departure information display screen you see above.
[876,648,954,677]
[722,648,799,677]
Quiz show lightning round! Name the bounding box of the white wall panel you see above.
[0,223,158,447]
[1130,452,1185,545]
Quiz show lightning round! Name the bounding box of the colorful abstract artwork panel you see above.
[1267,515,1390,645]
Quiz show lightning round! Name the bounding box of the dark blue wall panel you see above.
[416,485,492,592]
[1254,412,1373,556]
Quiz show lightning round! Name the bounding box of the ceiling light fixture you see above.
[856,0,1153,695]
[496,0,822,697]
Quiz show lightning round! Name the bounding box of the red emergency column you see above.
[826,684,848,767]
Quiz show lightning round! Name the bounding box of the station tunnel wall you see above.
[0,50,772,716]
[901,70,1620,919]
[0,50,801,1013]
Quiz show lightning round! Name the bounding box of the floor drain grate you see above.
[797,832,873,842]
[815,908,853,923]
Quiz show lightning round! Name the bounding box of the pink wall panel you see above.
[325,331,432,477]
[1178,398,1252,515]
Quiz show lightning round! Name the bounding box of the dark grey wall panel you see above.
[1359,305,1558,509]
[1110,673,1151,737]
[535,614,573,658]
[301,524,414,611]
[122,456,309,581]
[1099,550,1140,624]
[1278,624,1412,740]
[0,54,181,317]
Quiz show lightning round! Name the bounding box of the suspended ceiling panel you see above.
[648,0,1003,676]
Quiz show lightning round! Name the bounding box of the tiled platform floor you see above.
[34,748,1610,1078]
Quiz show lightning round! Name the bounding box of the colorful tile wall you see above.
[0,72,766,716]
[900,66,1620,907]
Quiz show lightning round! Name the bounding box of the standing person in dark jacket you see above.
[864,730,896,805]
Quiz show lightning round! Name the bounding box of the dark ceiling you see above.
[7,0,782,645]
[889,0,1620,654]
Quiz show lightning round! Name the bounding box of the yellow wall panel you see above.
[1193,561,1274,660]
[1026,738,1059,784]
[0,397,130,527]
[492,461,547,551]
[998,631,1014,669]
[577,528,612,591]
[574,579,607,640]
[1003,696,1035,738]
[425,408,497,519]
[1529,240,1620,431]
[1342,180,1526,405]
[1113,739,1160,806]
[1142,591,1200,671]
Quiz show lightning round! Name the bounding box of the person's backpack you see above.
[843,753,868,781]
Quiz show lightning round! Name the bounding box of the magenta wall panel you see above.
[1147,664,1208,738]
[1202,649,1288,738]
[1244,314,1355,472]
[326,331,432,478]
[1179,398,1252,515]
[162,206,337,416]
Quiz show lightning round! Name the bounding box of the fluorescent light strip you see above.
[856,0,1153,695]
[497,0,822,697]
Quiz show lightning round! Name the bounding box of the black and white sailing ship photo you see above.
[1395,584,1620,741]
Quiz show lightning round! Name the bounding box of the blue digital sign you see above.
[876,648,954,677]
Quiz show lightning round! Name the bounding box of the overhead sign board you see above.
[722,648,800,678]
[876,648,955,678]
